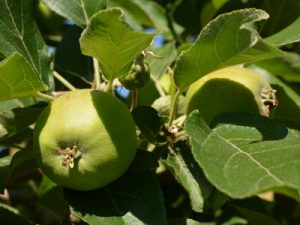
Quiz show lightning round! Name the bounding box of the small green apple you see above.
[119,55,150,90]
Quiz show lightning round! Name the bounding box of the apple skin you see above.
[186,67,277,124]
[33,89,137,191]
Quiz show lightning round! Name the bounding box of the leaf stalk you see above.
[53,71,76,91]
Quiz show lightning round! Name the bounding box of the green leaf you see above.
[185,111,300,199]
[260,0,300,36]
[164,141,213,213]
[109,0,180,34]
[255,53,300,83]
[174,8,283,91]
[0,98,37,114]
[37,177,69,223]
[54,26,94,87]
[152,95,186,117]
[80,8,154,80]
[200,0,230,27]
[6,149,38,188]
[145,41,177,79]
[229,198,280,225]
[43,0,106,27]
[64,172,168,225]
[0,0,53,88]
[108,0,153,30]
[132,106,165,144]
[137,79,160,106]
[168,217,215,225]
[0,53,46,101]
[268,77,300,130]
[0,206,31,225]
[265,16,300,46]
[127,150,158,173]
[1,128,34,149]
[0,105,43,140]
[220,217,248,225]
[0,156,11,193]
[248,65,300,129]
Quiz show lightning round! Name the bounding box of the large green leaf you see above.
[64,172,168,225]
[185,111,300,199]
[265,16,300,46]
[0,53,46,101]
[43,0,106,27]
[80,8,154,80]
[174,8,283,91]
[0,0,53,88]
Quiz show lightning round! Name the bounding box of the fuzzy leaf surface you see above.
[174,8,283,91]
[43,0,106,27]
[0,0,53,88]
[185,112,300,198]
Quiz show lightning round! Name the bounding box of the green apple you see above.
[186,66,277,124]
[33,89,137,191]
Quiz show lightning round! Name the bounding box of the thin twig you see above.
[93,58,101,89]
[168,89,181,127]
[36,92,55,102]
[53,71,76,91]
[104,79,113,93]
[130,89,138,111]
[152,77,166,97]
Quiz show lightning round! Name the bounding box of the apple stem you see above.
[130,89,138,111]
[152,76,166,97]
[104,79,113,93]
[93,58,101,89]
[36,92,55,101]
[168,89,181,127]
[53,71,76,91]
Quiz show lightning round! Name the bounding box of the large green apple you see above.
[186,66,278,124]
[33,89,137,191]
